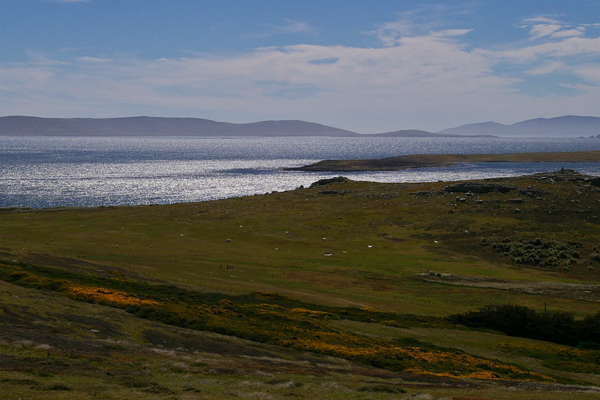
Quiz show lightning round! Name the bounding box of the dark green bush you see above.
[448,304,598,346]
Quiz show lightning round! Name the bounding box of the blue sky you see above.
[2,0,600,133]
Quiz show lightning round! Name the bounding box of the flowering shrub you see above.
[63,284,160,306]
[290,308,337,319]
[496,342,600,374]
[0,262,553,382]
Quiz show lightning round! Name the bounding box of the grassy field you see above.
[1,168,600,399]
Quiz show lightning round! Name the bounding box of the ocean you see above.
[2,136,600,209]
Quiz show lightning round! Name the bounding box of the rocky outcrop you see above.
[443,182,516,194]
[309,176,349,188]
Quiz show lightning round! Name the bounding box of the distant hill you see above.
[0,117,492,138]
[371,129,495,138]
[438,115,600,137]
[0,116,360,137]
[2,114,599,138]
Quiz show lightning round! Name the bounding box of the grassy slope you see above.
[2,168,600,398]
[0,279,422,400]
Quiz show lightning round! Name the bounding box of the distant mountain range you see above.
[437,115,600,138]
[372,129,495,138]
[0,116,357,137]
[0,115,599,137]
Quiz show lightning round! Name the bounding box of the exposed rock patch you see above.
[443,182,516,194]
[309,176,349,188]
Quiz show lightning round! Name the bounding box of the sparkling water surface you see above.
[2,136,600,208]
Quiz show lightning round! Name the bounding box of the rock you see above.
[533,169,597,184]
[309,176,349,188]
[443,182,516,194]
[318,190,349,195]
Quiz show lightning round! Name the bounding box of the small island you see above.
[288,150,600,171]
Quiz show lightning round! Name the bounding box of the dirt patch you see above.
[443,182,517,194]
[50,313,121,337]
[143,328,292,358]
[497,380,600,394]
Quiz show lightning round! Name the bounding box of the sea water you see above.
[2,136,600,208]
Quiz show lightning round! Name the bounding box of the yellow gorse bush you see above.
[495,341,600,375]
[0,264,556,383]
[64,284,160,306]
[287,339,552,381]
[290,308,337,319]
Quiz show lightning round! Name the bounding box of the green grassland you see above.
[1,168,600,399]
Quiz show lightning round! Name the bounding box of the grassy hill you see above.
[2,168,600,399]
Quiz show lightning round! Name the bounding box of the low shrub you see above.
[448,304,600,346]
[491,238,583,268]
[357,384,406,393]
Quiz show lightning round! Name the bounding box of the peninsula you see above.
[289,150,600,171]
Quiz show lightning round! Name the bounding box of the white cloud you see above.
[0,32,516,131]
[276,19,315,35]
[1,12,599,132]
[520,16,590,41]
[525,61,566,76]
[487,36,600,64]
[572,65,600,83]
[248,19,316,40]
[529,24,563,40]
[370,4,474,46]
[74,56,114,63]
[551,27,585,39]
[521,16,561,25]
